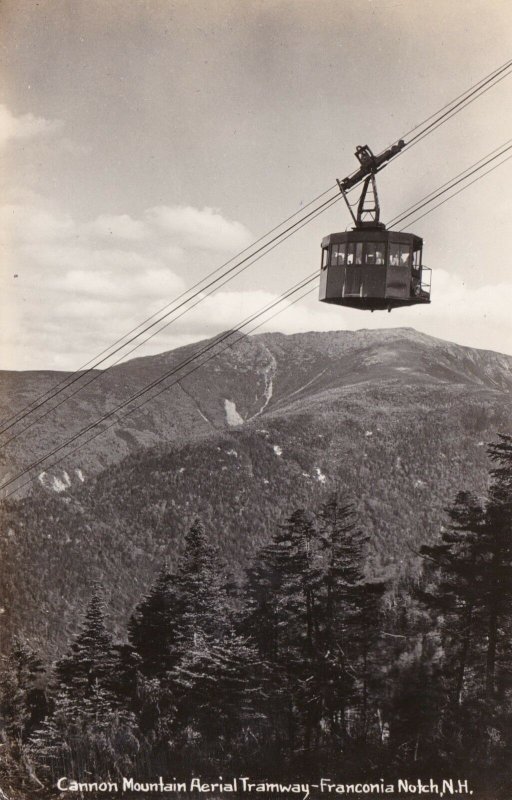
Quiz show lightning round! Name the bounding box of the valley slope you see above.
[1,327,511,655]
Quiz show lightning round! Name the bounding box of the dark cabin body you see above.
[319,226,431,312]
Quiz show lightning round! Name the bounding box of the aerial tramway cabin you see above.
[319,226,431,311]
[319,142,431,312]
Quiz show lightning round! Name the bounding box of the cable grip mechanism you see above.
[337,140,405,227]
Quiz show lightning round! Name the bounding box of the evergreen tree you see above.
[176,518,230,648]
[419,436,512,773]
[0,639,47,748]
[385,633,444,767]
[128,520,234,757]
[481,435,512,701]
[170,630,266,760]
[30,590,141,786]
[318,496,386,745]
[55,590,119,703]
[420,491,486,707]
[128,568,181,678]
[243,509,323,751]
[0,640,48,794]
[129,521,231,678]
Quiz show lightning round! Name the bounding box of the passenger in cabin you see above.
[411,278,428,298]
[389,245,399,266]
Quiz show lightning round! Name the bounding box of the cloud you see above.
[401,269,512,355]
[54,267,183,301]
[30,244,167,274]
[147,205,252,252]
[0,104,62,146]
[0,200,255,369]
[6,191,510,373]
[53,298,127,321]
[147,273,512,360]
[0,204,75,243]
[86,214,149,241]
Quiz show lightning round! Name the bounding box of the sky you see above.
[0,0,511,371]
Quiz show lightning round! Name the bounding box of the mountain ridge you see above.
[1,327,512,496]
[1,327,511,654]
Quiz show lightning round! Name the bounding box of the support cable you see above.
[388,137,512,223]
[3,58,510,433]
[4,138,512,494]
[0,191,340,436]
[399,152,512,230]
[1,275,319,496]
[0,185,337,432]
[394,57,512,143]
[0,196,342,448]
[3,131,512,497]
[390,142,512,228]
[1,57,511,454]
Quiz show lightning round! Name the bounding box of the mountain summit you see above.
[1,327,512,495]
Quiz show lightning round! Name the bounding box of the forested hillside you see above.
[1,329,511,656]
[2,437,512,800]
